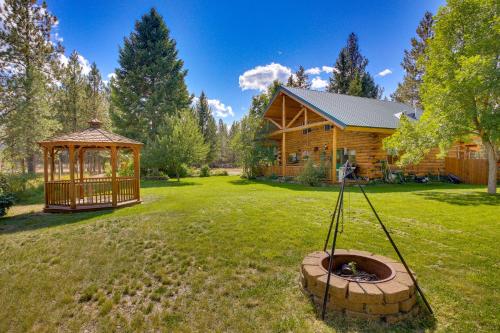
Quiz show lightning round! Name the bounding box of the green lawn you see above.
[0,176,499,332]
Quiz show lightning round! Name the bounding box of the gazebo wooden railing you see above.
[38,119,143,212]
[45,176,138,207]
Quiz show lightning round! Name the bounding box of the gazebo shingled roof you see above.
[38,119,142,147]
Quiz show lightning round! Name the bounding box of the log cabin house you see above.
[262,86,446,183]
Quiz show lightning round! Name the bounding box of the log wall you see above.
[271,127,446,180]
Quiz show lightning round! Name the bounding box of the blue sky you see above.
[47,0,444,123]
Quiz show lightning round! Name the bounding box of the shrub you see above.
[296,159,322,186]
[200,165,210,177]
[212,169,229,176]
[0,174,15,217]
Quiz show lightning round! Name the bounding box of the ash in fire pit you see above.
[335,261,378,282]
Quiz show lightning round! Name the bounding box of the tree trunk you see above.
[484,140,497,194]
[27,154,36,174]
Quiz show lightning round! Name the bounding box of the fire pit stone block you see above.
[301,249,419,324]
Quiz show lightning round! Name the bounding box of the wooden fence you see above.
[444,157,495,185]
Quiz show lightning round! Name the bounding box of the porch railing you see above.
[46,177,138,207]
[261,164,333,180]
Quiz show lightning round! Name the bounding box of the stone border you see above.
[300,249,419,323]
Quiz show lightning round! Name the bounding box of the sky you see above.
[46,0,444,123]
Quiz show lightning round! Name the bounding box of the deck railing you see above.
[46,177,138,207]
[261,164,333,180]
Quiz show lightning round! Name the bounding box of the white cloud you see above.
[103,73,116,85]
[191,96,234,118]
[77,54,91,75]
[322,66,339,74]
[305,67,321,75]
[54,32,63,43]
[377,69,392,77]
[310,77,328,90]
[58,53,69,66]
[239,63,291,91]
[57,53,92,75]
[208,99,234,118]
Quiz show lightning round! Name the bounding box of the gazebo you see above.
[38,119,143,212]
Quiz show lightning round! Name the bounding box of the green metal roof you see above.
[273,86,419,129]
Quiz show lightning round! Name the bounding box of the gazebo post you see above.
[111,146,118,207]
[43,147,49,208]
[79,148,84,199]
[133,147,140,201]
[50,147,55,181]
[69,145,76,209]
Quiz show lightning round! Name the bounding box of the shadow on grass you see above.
[231,178,488,195]
[0,209,113,235]
[414,191,499,206]
[319,302,437,333]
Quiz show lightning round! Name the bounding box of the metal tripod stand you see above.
[321,161,433,320]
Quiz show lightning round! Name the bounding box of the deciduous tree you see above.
[385,0,499,194]
[142,109,208,181]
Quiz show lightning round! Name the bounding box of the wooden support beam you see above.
[282,95,286,177]
[43,147,49,208]
[286,108,304,128]
[69,145,76,209]
[332,127,337,183]
[304,108,308,125]
[79,148,84,198]
[50,147,55,181]
[133,147,140,201]
[268,120,333,137]
[265,117,282,129]
[111,146,118,207]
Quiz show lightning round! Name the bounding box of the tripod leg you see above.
[355,180,433,315]
[321,178,346,319]
[323,184,342,252]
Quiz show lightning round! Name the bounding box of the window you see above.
[336,148,356,166]
[302,128,312,134]
[324,124,332,131]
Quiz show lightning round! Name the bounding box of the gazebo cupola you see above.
[38,119,143,212]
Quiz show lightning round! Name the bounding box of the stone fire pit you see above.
[300,249,419,323]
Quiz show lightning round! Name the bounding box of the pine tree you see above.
[0,0,62,173]
[327,33,381,98]
[195,92,217,163]
[287,66,310,89]
[328,50,350,94]
[391,12,433,108]
[111,8,191,143]
[55,51,89,132]
[216,119,229,165]
[85,62,110,128]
